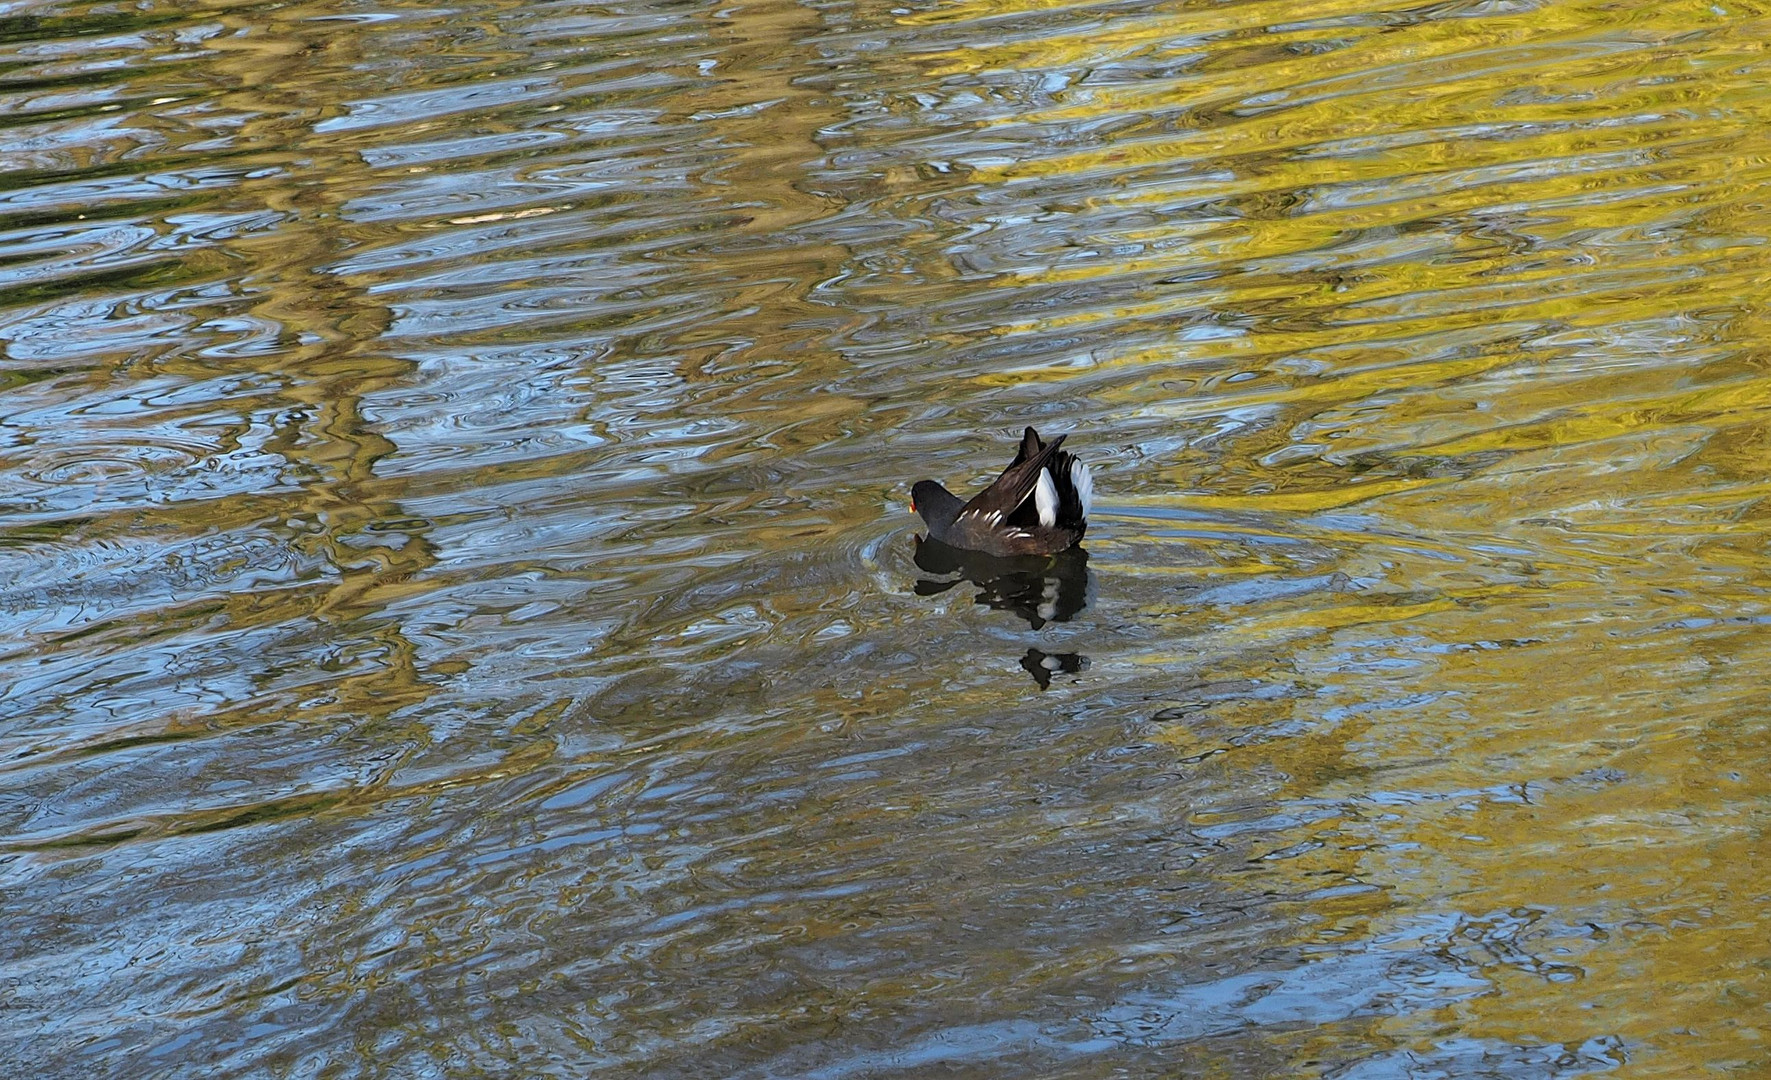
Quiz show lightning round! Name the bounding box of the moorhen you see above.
[911,427,1092,556]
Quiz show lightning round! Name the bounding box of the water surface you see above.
[4,0,1770,1075]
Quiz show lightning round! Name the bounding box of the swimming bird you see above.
[911,426,1092,556]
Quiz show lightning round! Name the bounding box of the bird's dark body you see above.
[911,427,1092,557]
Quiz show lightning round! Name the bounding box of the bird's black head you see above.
[910,480,962,530]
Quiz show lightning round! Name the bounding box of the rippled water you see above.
[5,0,1771,1074]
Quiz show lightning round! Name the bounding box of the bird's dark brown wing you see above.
[955,432,1068,528]
[1006,426,1043,469]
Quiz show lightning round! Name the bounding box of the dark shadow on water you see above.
[913,536,1092,630]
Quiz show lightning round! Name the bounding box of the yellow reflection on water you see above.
[926,0,1771,1073]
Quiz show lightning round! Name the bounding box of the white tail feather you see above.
[1034,468,1058,527]
[1071,459,1093,521]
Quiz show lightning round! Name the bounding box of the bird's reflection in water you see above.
[914,538,1091,628]
[1020,647,1088,690]
[913,537,1092,688]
